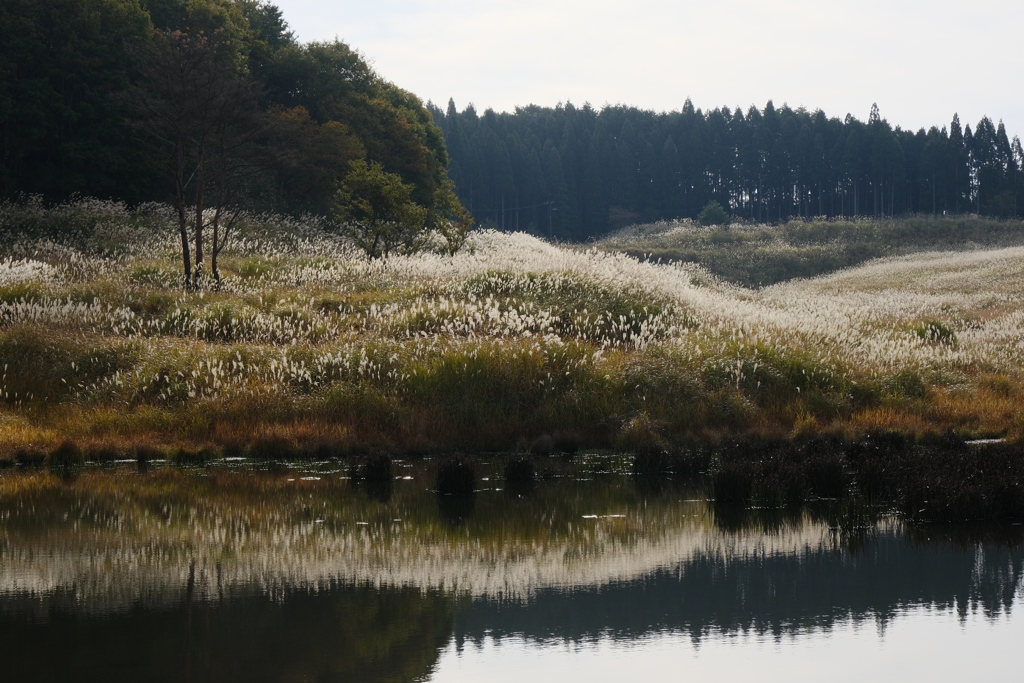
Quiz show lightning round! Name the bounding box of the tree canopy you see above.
[433,100,1024,240]
[0,0,470,278]
[0,0,464,236]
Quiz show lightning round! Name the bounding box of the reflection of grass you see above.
[0,462,714,562]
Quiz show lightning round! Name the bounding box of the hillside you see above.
[1,200,1022,461]
[598,215,1024,286]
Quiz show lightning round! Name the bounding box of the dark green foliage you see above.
[86,444,120,464]
[172,446,215,466]
[552,430,581,455]
[312,440,343,460]
[631,450,675,476]
[0,0,468,240]
[135,444,161,464]
[336,160,428,259]
[694,433,1024,521]
[437,100,1024,241]
[803,450,849,499]
[697,201,730,227]
[248,436,295,460]
[617,412,667,457]
[710,438,852,508]
[0,0,155,200]
[845,433,1024,521]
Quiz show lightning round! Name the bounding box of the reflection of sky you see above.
[270,0,1024,138]
[431,609,1024,682]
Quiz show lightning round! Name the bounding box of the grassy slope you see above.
[2,200,1024,463]
[598,215,1024,287]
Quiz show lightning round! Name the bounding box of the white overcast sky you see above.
[270,0,1024,137]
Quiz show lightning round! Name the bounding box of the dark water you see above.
[0,458,1022,682]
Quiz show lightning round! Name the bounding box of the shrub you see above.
[696,201,730,227]
[616,412,667,456]
[86,444,120,464]
[172,447,215,466]
[803,450,849,499]
[249,436,296,461]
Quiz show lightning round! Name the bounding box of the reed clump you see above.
[354,454,393,481]
[13,446,46,468]
[172,446,216,467]
[503,457,535,481]
[551,430,582,455]
[47,440,84,477]
[529,434,553,456]
[711,461,755,506]
[436,457,476,495]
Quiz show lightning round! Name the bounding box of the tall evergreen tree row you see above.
[432,99,1024,240]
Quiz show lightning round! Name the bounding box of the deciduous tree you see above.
[131,28,263,287]
[336,160,427,260]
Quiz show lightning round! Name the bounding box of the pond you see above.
[0,456,1022,682]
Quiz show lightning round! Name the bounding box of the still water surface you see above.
[0,457,1021,681]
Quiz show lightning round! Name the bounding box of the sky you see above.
[269,0,1024,137]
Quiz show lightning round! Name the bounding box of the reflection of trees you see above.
[2,467,1024,674]
[0,583,452,683]
[454,529,1024,646]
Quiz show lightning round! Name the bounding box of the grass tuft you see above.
[47,440,84,477]
[357,454,393,481]
[436,457,476,495]
[529,434,553,456]
[503,457,535,481]
[13,446,46,468]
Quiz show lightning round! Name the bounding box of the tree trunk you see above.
[174,131,192,288]
[211,204,221,284]
[194,139,206,288]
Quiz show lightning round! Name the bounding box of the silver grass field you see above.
[1,198,1024,459]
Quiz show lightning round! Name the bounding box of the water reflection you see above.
[436,493,475,526]
[0,462,1021,681]
[1,582,451,683]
